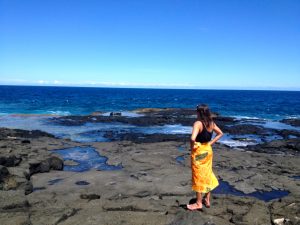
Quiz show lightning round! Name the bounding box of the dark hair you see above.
[196,104,213,127]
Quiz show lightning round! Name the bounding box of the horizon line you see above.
[0,83,299,92]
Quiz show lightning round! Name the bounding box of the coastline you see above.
[0,109,300,224]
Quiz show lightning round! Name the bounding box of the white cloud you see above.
[53,80,62,84]
[38,80,50,84]
[0,78,299,90]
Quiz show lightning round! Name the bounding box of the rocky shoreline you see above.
[1,109,300,225]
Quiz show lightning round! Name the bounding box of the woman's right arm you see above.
[209,123,223,145]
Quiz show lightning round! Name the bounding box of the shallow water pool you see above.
[213,180,289,202]
[52,146,122,172]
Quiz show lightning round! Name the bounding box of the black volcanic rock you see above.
[276,129,300,139]
[0,165,9,182]
[48,108,239,128]
[0,155,22,167]
[0,127,55,139]
[222,124,266,135]
[0,127,65,195]
[247,138,300,155]
[281,118,300,127]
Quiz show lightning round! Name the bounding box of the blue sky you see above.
[0,0,299,90]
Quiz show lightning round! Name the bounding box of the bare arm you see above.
[190,121,202,150]
[209,122,223,145]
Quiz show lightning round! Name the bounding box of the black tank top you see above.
[196,122,213,143]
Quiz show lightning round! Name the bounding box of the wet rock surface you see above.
[281,118,300,127]
[0,128,65,196]
[103,131,190,143]
[0,128,298,225]
[47,108,300,147]
[0,108,300,225]
[25,140,300,225]
[248,138,300,155]
[48,108,236,128]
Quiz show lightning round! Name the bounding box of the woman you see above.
[187,104,223,210]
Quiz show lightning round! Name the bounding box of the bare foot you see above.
[187,202,202,211]
[202,198,210,208]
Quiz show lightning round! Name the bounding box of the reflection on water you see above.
[175,156,185,165]
[213,180,289,202]
[52,146,122,172]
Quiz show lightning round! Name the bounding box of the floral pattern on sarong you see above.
[191,142,219,193]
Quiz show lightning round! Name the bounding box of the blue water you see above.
[0,85,299,120]
[48,178,64,185]
[0,86,299,147]
[291,175,300,180]
[175,155,185,165]
[213,180,289,202]
[52,146,123,172]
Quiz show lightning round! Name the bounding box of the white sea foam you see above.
[64,150,90,161]
[143,124,191,134]
[47,111,71,116]
[218,134,259,148]
[0,115,142,142]
[252,120,300,131]
[233,115,265,121]
[219,140,250,147]
[285,115,300,119]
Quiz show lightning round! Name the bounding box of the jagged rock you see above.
[24,182,33,195]
[2,176,18,190]
[281,119,300,127]
[28,160,43,175]
[21,140,31,144]
[40,160,51,173]
[0,155,22,167]
[223,124,266,135]
[7,167,30,180]
[49,155,64,170]
[0,165,9,181]
[29,156,63,175]
[110,112,122,116]
[248,138,300,155]
[0,127,54,139]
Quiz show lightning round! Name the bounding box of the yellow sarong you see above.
[191,142,219,193]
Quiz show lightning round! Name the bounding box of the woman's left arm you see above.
[209,123,223,145]
[190,121,201,150]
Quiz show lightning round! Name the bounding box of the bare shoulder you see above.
[193,121,202,127]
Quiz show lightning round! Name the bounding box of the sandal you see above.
[187,202,202,211]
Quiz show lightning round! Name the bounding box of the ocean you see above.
[0,85,299,119]
[0,85,299,146]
